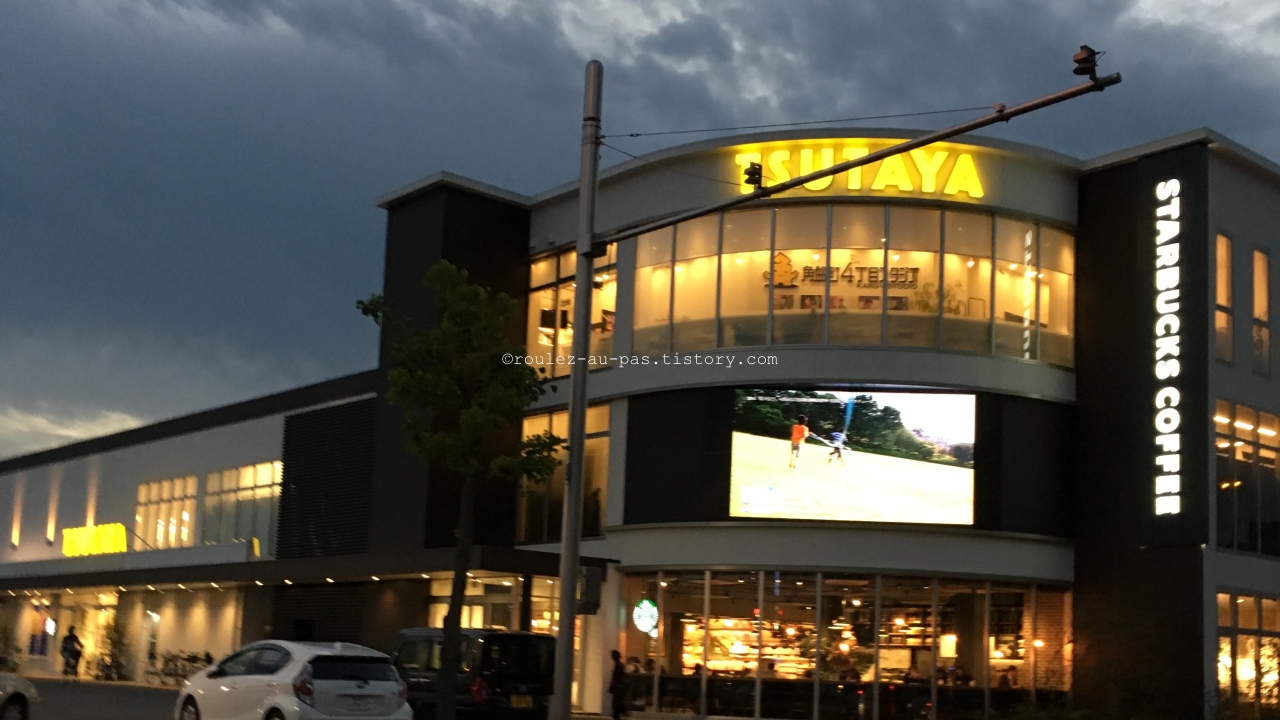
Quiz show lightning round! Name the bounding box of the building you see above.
[2,126,1279,720]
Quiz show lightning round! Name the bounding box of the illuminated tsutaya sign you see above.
[732,141,985,198]
[1153,179,1183,516]
[62,523,128,557]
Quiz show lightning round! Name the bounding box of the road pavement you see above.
[29,678,178,720]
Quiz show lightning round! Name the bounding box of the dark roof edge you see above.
[376,171,532,210]
[529,126,1085,205]
[1082,127,1280,179]
[0,369,380,475]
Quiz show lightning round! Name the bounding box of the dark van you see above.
[389,628,556,720]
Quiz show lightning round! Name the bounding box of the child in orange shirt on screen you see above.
[789,415,810,469]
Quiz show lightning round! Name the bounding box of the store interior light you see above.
[326,578,334,583]
[839,642,850,652]
[147,585,155,591]
[210,583,219,589]
[177,584,186,590]
[894,617,906,626]
[1215,415,1231,424]
[1033,639,1045,648]
[254,581,264,586]
[851,600,862,607]
[1236,421,1255,430]
[422,574,430,579]
[1261,428,1278,437]
[371,576,380,582]
[967,259,975,267]
[284,579,293,585]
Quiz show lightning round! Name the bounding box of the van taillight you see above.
[293,664,314,706]
[470,676,489,703]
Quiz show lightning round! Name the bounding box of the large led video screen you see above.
[730,389,975,525]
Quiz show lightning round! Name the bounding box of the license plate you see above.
[345,695,376,712]
[510,695,534,709]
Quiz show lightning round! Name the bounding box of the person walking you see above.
[61,626,84,678]
[609,649,629,720]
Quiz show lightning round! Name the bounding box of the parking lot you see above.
[28,678,178,720]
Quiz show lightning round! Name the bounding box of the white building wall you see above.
[0,415,283,565]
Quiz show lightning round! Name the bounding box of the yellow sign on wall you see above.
[62,523,127,558]
[730,139,986,198]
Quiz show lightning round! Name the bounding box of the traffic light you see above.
[744,162,764,190]
[1073,45,1100,80]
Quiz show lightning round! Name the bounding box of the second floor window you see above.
[1255,249,1270,377]
[1217,234,1233,363]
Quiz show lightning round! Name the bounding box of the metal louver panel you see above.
[275,398,376,558]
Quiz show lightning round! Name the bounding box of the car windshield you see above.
[481,636,554,675]
[310,656,399,682]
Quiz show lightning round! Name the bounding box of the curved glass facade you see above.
[629,203,1075,367]
[618,570,1071,720]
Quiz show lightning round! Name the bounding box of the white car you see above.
[0,673,39,720]
[175,640,411,720]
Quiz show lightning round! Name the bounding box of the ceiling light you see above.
[254,581,263,586]
[967,259,975,267]
[1236,421,1255,430]
[1033,639,1045,648]
[1215,415,1231,424]
[326,578,334,583]
[372,576,380,582]
[284,579,293,585]
[210,583,219,589]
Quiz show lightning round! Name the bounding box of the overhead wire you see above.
[602,105,994,140]
[600,141,744,188]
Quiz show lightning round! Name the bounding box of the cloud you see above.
[0,408,145,460]
[5,0,1280,461]
[0,325,327,460]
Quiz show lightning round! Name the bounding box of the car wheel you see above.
[0,697,26,720]
[179,698,201,720]
[265,711,285,720]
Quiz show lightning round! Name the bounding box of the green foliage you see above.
[102,612,133,680]
[360,262,564,484]
[0,602,20,672]
[733,390,967,466]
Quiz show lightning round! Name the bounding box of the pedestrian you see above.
[608,649,628,720]
[61,625,84,678]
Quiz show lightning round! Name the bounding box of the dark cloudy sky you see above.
[2,0,1278,459]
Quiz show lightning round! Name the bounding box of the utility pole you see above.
[550,58,602,720]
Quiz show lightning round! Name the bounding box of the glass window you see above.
[1256,251,1270,377]
[526,286,556,378]
[1240,635,1259,707]
[1219,235,1234,363]
[1263,445,1280,556]
[517,407,609,544]
[994,218,1038,359]
[553,282,575,378]
[531,256,556,288]
[633,228,673,356]
[886,208,941,348]
[829,205,886,345]
[1039,226,1076,367]
[760,573,816,719]
[134,474,198,551]
[819,574,875,720]
[1255,251,1269,323]
[1240,596,1260,629]
[619,574,661,713]
[673,216,720,352]
[1220,234,1234,307]
[1263,637,1280,713]
[657,572,708,714]
[1219,593,1235,627]
[559,251,575,280]
[942,211,993,355]
[592,266,617,361]
[773,206,829,345]
[719,210,772,348]
[705,572,760,717]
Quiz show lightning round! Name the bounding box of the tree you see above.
[101,611,132,680]
[359,261,563,720]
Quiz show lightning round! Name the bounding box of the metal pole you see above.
[594,73,1120,248]
[550,59,603,720]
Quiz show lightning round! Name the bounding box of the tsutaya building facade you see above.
[3,126,1280,720]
